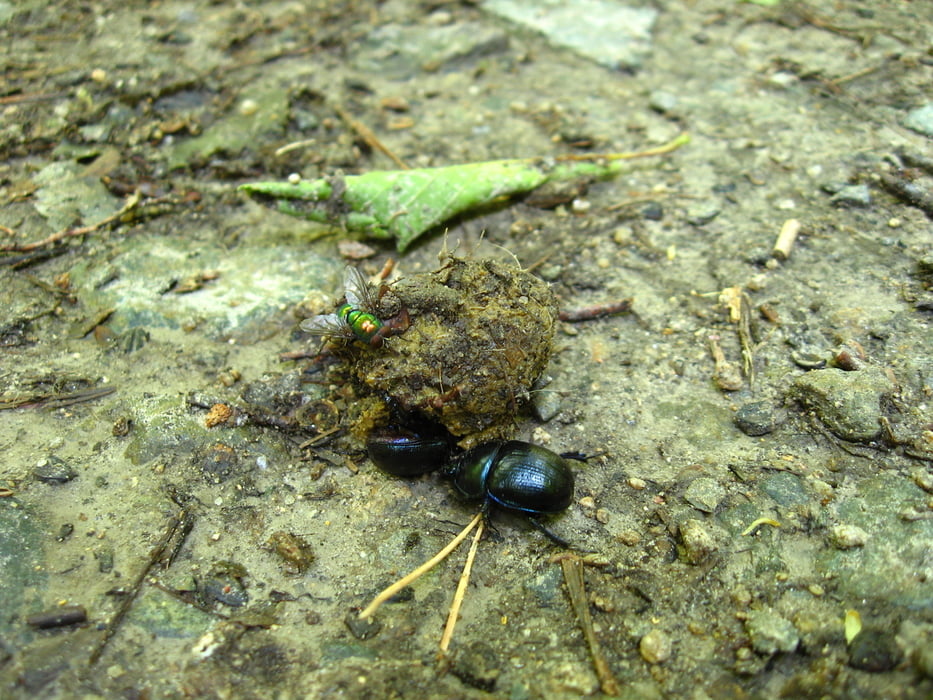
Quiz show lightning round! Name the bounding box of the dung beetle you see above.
[367,431,578,543]
[443,441,574,516]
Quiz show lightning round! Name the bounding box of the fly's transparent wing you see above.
[342,266,380,313]
[299,313,351,340]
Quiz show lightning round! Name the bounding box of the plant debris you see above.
[240,135,688,251]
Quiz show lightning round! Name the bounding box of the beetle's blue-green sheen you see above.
[366,433,575,517]
[448,441,574,515]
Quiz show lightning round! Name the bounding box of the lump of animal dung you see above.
[345,256,558,447]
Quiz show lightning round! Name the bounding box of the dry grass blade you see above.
[439,517,485,653]
[358,512,482,620]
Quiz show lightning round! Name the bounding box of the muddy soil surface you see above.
[1,1,931,698]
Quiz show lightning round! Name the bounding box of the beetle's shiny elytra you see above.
[366,428,450,477]
[449,441,574,515]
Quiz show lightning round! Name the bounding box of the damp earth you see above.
[1,2,932,698]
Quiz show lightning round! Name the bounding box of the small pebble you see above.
[380,96,410,112]
[903,102,933,137]
[641,201,663,220]
[685,199,721,226]
[639,628,673,664]
[612,226,633,245]
[734,401,775,436]
[345,612,381,640]
[829,524,869,549]
[679,519,718,565]
[848,628,903,672]
[829,184,872,208]
[238,98,259,116]
[744,609,799,655]
[33,456,78,484]
[649,90,679,114]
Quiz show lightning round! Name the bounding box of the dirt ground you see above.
[2,1,932,698]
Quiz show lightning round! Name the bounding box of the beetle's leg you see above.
[559,450,606,463]
[478,501,503,542]
[527,518,572,548]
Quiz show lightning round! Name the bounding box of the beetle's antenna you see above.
[439,516,485,654]
[358,512,482,621]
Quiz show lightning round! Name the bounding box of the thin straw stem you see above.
[439,517,485,653]
[358,512,483,620]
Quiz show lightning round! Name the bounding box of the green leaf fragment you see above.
[240,133,689,252]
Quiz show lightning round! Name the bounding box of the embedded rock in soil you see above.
[789,366,894,442]
[745,609,799,655]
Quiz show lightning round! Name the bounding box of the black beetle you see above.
[366,431,576,528]
[444,441,574,516]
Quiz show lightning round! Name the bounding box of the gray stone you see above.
[790,367,894,441]
[734,401,775,436]
[483,0,657,71]
[684,477,726,513]
[903,103,933,138]
[532,390,562,422]
[33,456,78,484]
[649,90,679,115]
[760,471,809,507]
[67,227,340,340]
[33,161,121,231]
[829,184,872,208]
[685,198,722,225]
[848,628,903,672]
[745,609,799,655]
